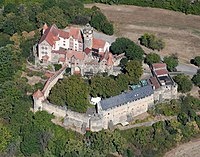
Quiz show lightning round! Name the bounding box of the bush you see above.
[145,53,161,65]
[139,33,165,51]
[54,64,62,71]
[194,56,200,67]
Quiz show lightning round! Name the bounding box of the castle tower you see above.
[33,89,44,112]
[82,23,93,50]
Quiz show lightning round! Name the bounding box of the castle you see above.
[32,24,177,133]
[36,23,124,75]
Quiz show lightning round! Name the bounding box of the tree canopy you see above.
[173,74,193,93]
[125,60,143,84]
[192,70,200,87]
[110,37,144,61]
[145,53,161,65]
[193,56,200,67]
[163,54,178,72]
[48,75,90,112]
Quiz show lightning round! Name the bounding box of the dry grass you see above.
[86,3,200,63]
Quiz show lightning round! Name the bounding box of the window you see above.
[45,47,47,50]
[41,47,44,49]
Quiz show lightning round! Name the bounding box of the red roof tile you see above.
[149,77,160,89]
[58,30,69,39]
[84,48,91,55]
[152,63,166,70]
[66,50,85,60]
[155,69,168,76]
[93,38,106,49]
[33,89,44,98]
[39,24,59,46]
[69,27,80,39]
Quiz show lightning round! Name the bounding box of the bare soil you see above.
[85,3,200,63]
[164,139,200,157]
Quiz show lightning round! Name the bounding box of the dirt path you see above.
[164,139,200,157]
[85,3,200,63]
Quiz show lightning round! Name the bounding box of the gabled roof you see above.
[39,24,59,46]
[84,48,91,55]
[66,50,85,61]
[58,30,69,39]
[149,77,160,89]
[155,69,168,76]
[152,63,166,70]
[69,27,81,39]
[100,85,154,110]
[33,89,44,98]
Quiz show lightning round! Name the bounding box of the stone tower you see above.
[82,23,93,49]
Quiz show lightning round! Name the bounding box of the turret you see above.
[33,89,44,112]
[42,23,48,34]
[82,23,93,49]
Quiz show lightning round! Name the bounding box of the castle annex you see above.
[36,23,124,75]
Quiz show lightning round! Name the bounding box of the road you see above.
[117,115,176,131]
[176,63,198,76]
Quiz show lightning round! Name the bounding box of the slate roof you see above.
[100,85,154,111]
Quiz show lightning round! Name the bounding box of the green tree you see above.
[36,6,68,28]
[110,37,144,60]
[174,74,193,93]
[193,56,200,67]
[192,70,200,87]
[49,75,90,112]
[145,53,161,65]
[125,60,143,84]
[90,76,121,98]
[163,54,178,71]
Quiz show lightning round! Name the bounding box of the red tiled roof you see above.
[69,27,80,39]
[33,89,44,98]
[93,38,106,49]
[149,77,160,89]
[39,24,59,46]
[84,48,91,55]
[155,69,168,76]
[66,50,85,60]
[152,63,166,70]
[58,30,69,39]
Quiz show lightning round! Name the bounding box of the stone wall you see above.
[98,94,154,129]
[42,101,67,117]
